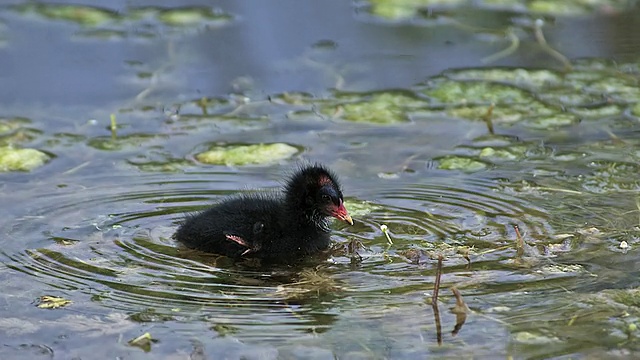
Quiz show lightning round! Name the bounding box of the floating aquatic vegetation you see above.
[128,308,175,322]
[49,236,79,246]
[0,117,43,146]
[128,6,233,28]
[273,269,345,301]
[12,3,119,26]
[170,60,640,131]
[512,331,562,345]
[632,103,640,117]
[528,0,631,16]
[363,0,634,20]
[447,102,554,124]
[0,147,50,172]
[322,91,426,124]
[569,104,622,118]
[128,332,156,352]
[45,133,87,148]
[175,114,269,133]
[424,79,532,105]
[37,295,72,309]
[87,134,168,151]
[582,161,640,193]
[270,92,317,106]
[535,263,588,276]
[537,89,607,108]
[342,200,382,217]
[445,68,562,89]
[127,150,192,172]
[436,155,488,171]
[195,143,300,166]
[606,288,640,308]
[523,113,579,129]
[334,101,409,124]
[158,7,233,27]
[211,324,239,337]
[366,0,447,20]
[11,4,234,39]
[417,60,640,128]
[478,145,528,161]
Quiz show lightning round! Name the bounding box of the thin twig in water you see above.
[432,255,443,305]
[432,298,442,346]
[430,255,444,345]
[514,224,525,258]
[63,161,91,175]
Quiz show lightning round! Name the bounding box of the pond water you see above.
[2,0,640,359]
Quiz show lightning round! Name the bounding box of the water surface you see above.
[2,1,640,359]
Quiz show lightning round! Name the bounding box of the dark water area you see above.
[2,0,640,359]
[3,0,639,108]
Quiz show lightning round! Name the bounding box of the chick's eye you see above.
[321,194,331,203]
[253,222,264,234]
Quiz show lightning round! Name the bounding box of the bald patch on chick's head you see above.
[318,174,335,188]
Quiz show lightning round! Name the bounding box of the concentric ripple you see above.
[1,170,351,338]
[0,169,587,351]
[356,176,552,245]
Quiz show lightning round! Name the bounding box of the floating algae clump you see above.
[0,147,50,172]
[437,155,488,171]
[196,143,299,166]
[12,3,118,26]
[158,7,232,26]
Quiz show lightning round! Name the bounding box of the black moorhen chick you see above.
[174,164,353,261]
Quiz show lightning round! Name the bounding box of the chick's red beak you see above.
[331,200,353,225]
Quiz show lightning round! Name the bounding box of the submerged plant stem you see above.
[482,28,520,64]
[110,113,117,138]
[380,224,393,245]
[482,103,495,134]
[533,19,572,71]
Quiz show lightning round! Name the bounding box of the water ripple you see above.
[0,170,579,346]
[365,177,553,245]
